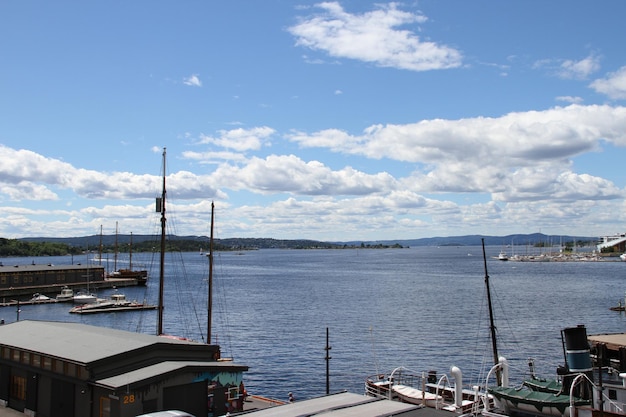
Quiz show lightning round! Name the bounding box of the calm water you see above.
[2,246,626,403]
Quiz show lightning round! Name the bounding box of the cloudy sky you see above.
[1,1,626,241]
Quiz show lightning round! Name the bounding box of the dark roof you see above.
[0,263,104,273]
[95,360,244,389]
[0,320,211,364]
[237,391,450,417]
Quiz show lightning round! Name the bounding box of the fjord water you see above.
[2,246,626,403]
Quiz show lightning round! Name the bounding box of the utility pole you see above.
[325,327,332,394]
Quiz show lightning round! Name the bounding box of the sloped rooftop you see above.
[0,320,199,364]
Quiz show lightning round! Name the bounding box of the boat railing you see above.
[364,367,429,401]
[365,373,393,400]
[481,362,503,413]
[569,372,625,417]
[433,374,453,409]
[389,366,424,387]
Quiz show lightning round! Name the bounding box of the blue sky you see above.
[1,1,626,241]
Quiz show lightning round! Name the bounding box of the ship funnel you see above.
[562,325,593,400]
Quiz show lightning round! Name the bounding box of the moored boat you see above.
[365,366,484,414]
[482,325,626,417]
[72,291,98,304]
[106,228,148,285]
[29,293,54,304]
[69,292,156,314]
[55,286,74,302]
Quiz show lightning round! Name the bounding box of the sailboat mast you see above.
[98,225,103,266]
[482,238,501,384]
[129,232,133,270]
[114,221,118,272]
[207,201,214,344]
[157,148,167,336]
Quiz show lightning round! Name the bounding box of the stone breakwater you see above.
[508,252,608,262]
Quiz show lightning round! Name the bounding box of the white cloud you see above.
[2,104,626,239]
[533,54,600,80]
[556,96,583,104]
[0,145,221,202]
[212,154,397,196]
[492,166,622,203]
[197,126,275,152]
[590,66,626,100]
[290,104,626,200]
[182,150,249,164]
[558,55,601,79]
[183,74,202,87]
[290,104,626,163]
[288,2,462,71]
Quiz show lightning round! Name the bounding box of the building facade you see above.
[0,321,248,417]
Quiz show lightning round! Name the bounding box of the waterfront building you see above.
[597,232,626,253]
[0,321,247,417]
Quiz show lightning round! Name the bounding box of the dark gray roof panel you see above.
[95,361,247,389]
[0,320,200,363]
[238,392,421,417]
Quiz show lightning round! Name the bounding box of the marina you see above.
[2,244,626,415]
[68,292,157,314]
[0,262,147,304]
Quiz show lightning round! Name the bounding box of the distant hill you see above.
[337,233,598,247]
[17,233,598,250]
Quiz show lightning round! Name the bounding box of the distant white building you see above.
[597,233,626,252]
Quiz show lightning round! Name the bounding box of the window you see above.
[43,357,52,370]
[21,352,30,365]
[100,396,111,417]
[228,387,239,400]
[10,375,26,401]
[31,354,40,367]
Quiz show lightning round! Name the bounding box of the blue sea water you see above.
[2,246,626,404]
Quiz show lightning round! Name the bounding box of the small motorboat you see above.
[73,291,98,304]
[29,293,54,304]
[56,286,74,302]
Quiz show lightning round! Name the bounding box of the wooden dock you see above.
[0,277,143,307]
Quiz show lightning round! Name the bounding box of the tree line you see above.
[0,238,83,257]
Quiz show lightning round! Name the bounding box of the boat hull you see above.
[489,386,590,417]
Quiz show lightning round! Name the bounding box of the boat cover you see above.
[489,386,590,414]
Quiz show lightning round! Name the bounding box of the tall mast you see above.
[98,225,103,266]
[482,238,501,385]
[207,201,214,344]
[114,221,118,272]
[129,232,133,270]
[157,148,167,335]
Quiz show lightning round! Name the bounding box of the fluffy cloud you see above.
[534,54,601,80]
[288,2,462,71]
[590,66,626,99]
[290,104,626,164]
[558,55,601,79]
[198,127,275,152]
[2,104,625,239]
[183,74,202,87]
[213,154,397,196]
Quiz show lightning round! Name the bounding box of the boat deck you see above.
[588,333,626,351]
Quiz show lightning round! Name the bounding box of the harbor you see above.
[2,246,626,413]
[0,262,147,305]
